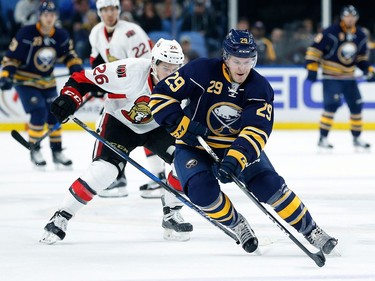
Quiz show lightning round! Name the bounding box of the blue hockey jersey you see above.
[1,22,82,89]
[305,21,372,77]
[150,57,274,165]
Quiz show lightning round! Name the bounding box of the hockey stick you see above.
[197,136,326,267]
[13,73,70,87]
[70,116,240,245]
[11,93,94,151]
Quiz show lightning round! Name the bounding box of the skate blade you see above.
[32,164,47,171]
[140,188,164,199]
[354,146,371,153]
[98,187,129,198]
[330,248,342,257]
[254,248,262,256]
[317,147,334,154]
[39,231,61,245]
[163,229,190,242]
[54,163,73,171]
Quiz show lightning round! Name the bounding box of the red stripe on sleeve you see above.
[71,70,96,85]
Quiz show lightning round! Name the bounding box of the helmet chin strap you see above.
[223,60,235,83]
[151,61,160,83]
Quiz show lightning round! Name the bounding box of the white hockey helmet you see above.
[152,38,185,65]
[96,0,120,14]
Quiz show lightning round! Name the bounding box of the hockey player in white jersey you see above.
[90,0,166,198]
[40,39,193,244]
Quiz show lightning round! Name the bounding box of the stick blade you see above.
[11,130,31,150]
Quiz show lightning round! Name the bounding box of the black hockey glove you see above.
[0,76,13,90]
[213,148,246,184]
[166,116,210,146]
[51,87,82,123]
[306,70,317,82]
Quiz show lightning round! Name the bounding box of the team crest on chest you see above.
[207,102,242,136]
[34,47,56,72]
[338,42,357,65]
[121,96,153,124]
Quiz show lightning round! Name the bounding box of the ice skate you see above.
[305,225,338,254]
[353,137,371,151]
[98,174,128,198]
[52,150,73,166]
[230,213,258,253]
[161,194,193,241]
[318,136,333,149]
[139,172,165,199]
[40,210,72,245]
[30,148,47,167]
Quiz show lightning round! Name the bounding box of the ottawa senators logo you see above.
[116,64,127,77]
[121,96,153,124]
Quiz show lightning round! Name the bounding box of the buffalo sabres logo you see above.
[34,47,56,72]
[207,102,242,136]
[116,64,127,78]
[121,96,153,124]
[337,42,357,65]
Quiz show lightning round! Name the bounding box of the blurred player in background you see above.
[89,0,167,198]
[0,1,83,167]
[305,5,375,150]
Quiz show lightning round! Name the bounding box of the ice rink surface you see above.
[0,129,374,281]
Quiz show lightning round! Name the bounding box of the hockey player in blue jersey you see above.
[150,29,338,254]
[0,1,83,167]
[305,5,375,149]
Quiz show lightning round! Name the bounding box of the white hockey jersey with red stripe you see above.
[81,57,159,134]
[89,21,152,63]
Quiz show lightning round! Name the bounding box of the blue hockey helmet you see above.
[39,1,57,14]
[222,29,257,60]
[340,5,359,19]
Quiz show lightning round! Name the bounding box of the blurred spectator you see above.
[120,0,137,22]
[287,19,314,64]
[251,21,276,65]
[71,0,97,62]
[270,27,291,65]
[180,35,200,63]
[138,1,162,33]
[155,0,182,20]
[180,0,219,55]
[236,17,250,31]
[14,0,41,27]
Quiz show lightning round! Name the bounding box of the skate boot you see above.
[305,225,338,254]
[40,210,72,245]
[52,150,73,166]
[161,194,193,241]
[98,174,128,198]
[318,136,333,149]
[353,137,371,150]
[139,172,165,199]
[230,213,258,253]
[30,148,47,166]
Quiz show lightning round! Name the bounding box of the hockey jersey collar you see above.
[222,62,232,83]
[36,22,56,37]
[340,21,356,34]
